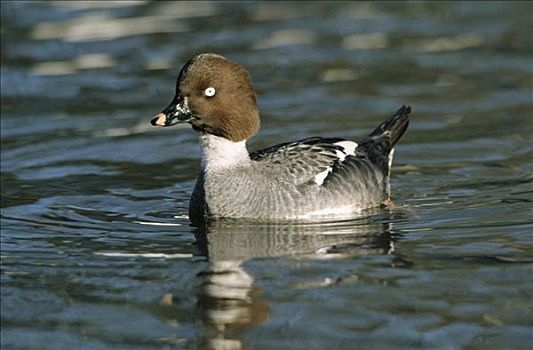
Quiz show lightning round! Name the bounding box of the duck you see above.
[151,53,410,224]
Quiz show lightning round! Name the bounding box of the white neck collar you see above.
[200,134,250,171]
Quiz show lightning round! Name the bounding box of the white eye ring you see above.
[204,87,216,97]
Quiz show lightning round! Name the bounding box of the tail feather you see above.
[360,105,411,199]
[368,105,411,147]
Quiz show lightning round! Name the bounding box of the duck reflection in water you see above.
[195,260,268,350]
[191,210,402,349]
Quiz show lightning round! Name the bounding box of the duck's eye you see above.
[204,87,216,97]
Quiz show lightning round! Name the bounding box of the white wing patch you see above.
[335,150,346,161]
[314,141,358,186]
[314,167,332,185]
[334,141,357,155]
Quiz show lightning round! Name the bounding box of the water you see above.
[1,1,532,349]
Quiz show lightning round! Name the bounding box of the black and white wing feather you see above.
[250,105,410,189]
[250,137,349,185]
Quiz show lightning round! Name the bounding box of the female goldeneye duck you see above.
[150,53,411,224]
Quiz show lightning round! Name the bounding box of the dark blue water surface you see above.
[1,2,532,349]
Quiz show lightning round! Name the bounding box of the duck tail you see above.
[368,105,411,147]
